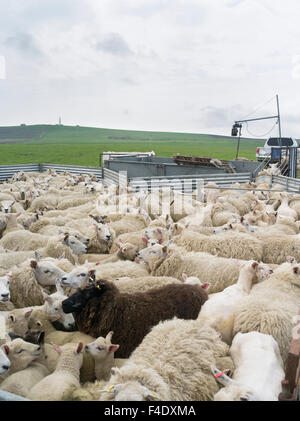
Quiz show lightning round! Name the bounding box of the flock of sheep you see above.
[0,166,299,401]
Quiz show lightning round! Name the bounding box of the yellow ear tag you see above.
[96,285,101,290]
[106,384,114,393]
[150,390,159,400]
[89,277,94,282]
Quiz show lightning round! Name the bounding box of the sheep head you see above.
[61,280,108,314]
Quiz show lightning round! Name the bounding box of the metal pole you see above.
[276,94,282,149]
[235,115,279,124]
[235,126,242,160]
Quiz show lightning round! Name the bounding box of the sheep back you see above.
[74,282,208,358]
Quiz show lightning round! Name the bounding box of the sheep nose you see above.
[61,277,67,282]
[106,235,111,240]
[1,293,9,298]
[37,346,41,351]
[2,365,9,370]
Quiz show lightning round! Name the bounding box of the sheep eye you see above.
[97,347,104,351]
[71,241,75,244]
[81,273,86,277]
[16,349,24,354]
[44,270,50,274]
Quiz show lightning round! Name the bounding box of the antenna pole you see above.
[276,94,282,148]
[235,125,242,159]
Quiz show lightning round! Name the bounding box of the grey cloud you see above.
[198,105,249,129]
[95,33,133,57]
[5,32,43,58]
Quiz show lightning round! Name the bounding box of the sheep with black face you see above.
[62,279,208,358]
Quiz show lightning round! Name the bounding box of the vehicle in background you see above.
[256,137,298,161]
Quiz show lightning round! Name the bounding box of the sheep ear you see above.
[251,261,259,269]
[3,345,10,356]
[30,260,37,269]
[88,271,96,284]
[8,314,16,323]
[63,234,69,243]
[38,331,45,345]
[76,342,84,354]
[293,267,299,274]
[201,282,210,290]
[52,343,62,354]
[182,273,188,281]
[25,309,33,318]
[106,331,114,342]
[162,246,168,254]
[158,238,163,244]
[142,386,159,401]
[141,237,148,245]
[109,345,119,353]
[8,332,21,341]
[211,365,234,386]
[240,394,254,401]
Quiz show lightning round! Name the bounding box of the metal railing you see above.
[129,173,252,192]
[0,164,40,182]
[40,164,102,179]
[271,175,300,193]
[0,163,102,182]
[252,157,270,178]
[102,168,127,186]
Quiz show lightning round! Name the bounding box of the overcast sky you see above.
[0,0,300,137]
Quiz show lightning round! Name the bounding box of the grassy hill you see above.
[0,124,265,166]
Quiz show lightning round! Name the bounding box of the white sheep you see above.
[0,346,11,375]
[213,331,285,401]
[173,231,263,261]
[197,261,260,344]
[100,319,233,401]
[276,193,298,221]
[0,332,49,396]
[0,273,11,303]
[85,331,126,381]
[0,338,42,382]
[233,260,300,363]
[27,342,84,401]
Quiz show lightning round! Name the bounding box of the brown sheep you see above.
[62,280,208,358]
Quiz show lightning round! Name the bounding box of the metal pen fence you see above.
[0,163,102,182]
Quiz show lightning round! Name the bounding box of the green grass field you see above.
[0,124,266,166]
